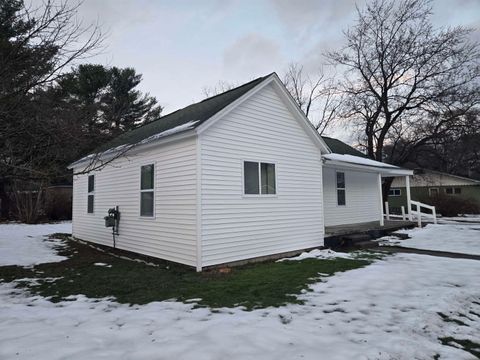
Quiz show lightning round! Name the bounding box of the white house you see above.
[69,73,412,271]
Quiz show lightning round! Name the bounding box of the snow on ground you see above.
[1,222,480,359]
[378,222,480,256]
[0,222,71,266]
[278,248,353,261]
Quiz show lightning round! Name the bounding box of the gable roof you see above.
[414,168,480,184]
[321,136,367,157]
[95,74,272,153]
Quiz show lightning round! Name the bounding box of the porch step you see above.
[342,233,372,243]
[353,241,378,249]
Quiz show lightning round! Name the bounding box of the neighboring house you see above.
[69,73,412,271]
[388,169,480,209]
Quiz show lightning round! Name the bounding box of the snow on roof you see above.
[139,120,199,145]
[323,153,400,169]
[70,121,199,168]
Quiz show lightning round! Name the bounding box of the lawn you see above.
[1,222,479,360]
[0,234,370,310]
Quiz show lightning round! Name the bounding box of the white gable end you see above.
[199,82,324,267]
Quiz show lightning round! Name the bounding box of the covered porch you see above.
[322,153,415,228]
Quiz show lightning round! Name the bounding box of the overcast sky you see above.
[64,0,480,137]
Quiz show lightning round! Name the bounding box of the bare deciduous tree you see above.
[202,80,238,98]
[283,63,342,134]
[0,0,105,220]
[329,0,480,164]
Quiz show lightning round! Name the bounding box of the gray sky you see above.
[71,0,479,137]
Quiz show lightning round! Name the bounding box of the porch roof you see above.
[322,153,413,177]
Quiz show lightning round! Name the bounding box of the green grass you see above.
[0,235,370,310]
[439,337,480,359]
[437,311,480,359]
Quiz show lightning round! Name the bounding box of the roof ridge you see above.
[123,73,275,134]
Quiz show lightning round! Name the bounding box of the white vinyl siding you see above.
[323,167,381,226]
[72,136,198,267]
[199,83,324,267]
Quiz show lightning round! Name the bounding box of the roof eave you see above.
[323,159,414,176]
[68,129,197,171]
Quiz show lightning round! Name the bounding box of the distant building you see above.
[388,169,480,210]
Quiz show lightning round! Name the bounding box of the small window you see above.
[140,164,154,217]
[454,188,461,194]
[243,161,276,195]
[87,175,94,213]
[388,188,401,197]
[445,187,453,195]
[336,171,346,206]
[429,188,439,197]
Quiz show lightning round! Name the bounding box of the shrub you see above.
[419,193,480,217]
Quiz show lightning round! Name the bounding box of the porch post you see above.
[378,173,384,226]
[405,175,412,221]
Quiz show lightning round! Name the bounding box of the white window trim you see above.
[336,171,346,206]
[241,160,278,198]
[139,162,156,218]
[389,188,401,197]
[87,174,95,214]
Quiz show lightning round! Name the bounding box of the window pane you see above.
[261,163,276,194]
[88,175,94,193]
[454,188,461,194]
[244,161,259,194]
[445,188,453,194]
[141,164,154,190]
[140,191,154,216]
[336,172,345,189]
[337,189,346,206]
[87,194,94,213]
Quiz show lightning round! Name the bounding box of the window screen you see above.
[261,163,276,194]
[140,164,154,216]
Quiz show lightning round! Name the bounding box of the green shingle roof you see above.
[321,136,367,157]
[96,74,272,152]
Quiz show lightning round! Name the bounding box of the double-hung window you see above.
[87,175,94,213]
[244,161,276,195]
[140,164,154,217]
[336,171,346,206]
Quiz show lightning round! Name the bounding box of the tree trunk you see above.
[0,181,11,220]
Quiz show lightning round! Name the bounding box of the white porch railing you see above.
[410,200,437,226]
[384,201,437,227]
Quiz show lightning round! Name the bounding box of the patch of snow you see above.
[1,222,480,359]
[437,215,480,224]
[278,248,353,261]
[139,120,199,145]
[323,153,400,168]
[378,223,480,255]
[0,222,71,266]
[1,253,479,359]
[93,263,112,268]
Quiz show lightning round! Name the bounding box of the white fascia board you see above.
[68,130,197,171]
[323,159,413,176]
